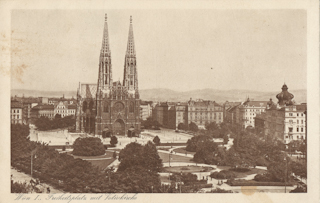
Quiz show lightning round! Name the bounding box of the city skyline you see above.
[11,10,306,93]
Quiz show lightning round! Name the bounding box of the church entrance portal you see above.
[113,119,125,136]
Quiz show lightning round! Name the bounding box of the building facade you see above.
[140,101,153,121]
[237,99,268,129]
[187,99,223,129]
[76,15,141,137]
[254,84,307,144]
[152,99,224,130]
[30,104,55,123]
[54,101,77,118]
[11,100,23,124]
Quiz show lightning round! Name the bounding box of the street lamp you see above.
[284,157,287,193]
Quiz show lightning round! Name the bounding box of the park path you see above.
[11,168,64,193]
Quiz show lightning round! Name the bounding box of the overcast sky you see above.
[11,9,306,92]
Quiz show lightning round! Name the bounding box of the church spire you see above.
[123,16,139,98]
[126,16,136,57]
[101,13,111,57]
[98,13,112,91]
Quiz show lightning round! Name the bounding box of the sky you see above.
[10,9,307,92]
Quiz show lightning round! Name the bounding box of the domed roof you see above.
[276,84,294,106]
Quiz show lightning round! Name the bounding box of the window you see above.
[129,102,134,113]
[289,120,293,124]
[13,110,15,113]
[17,110,19,113]
[301,128,303,132]
[17,115,19,119]
[103,102,109,112]
[297,120,299,124]
[301,120,303,124]
[289,113,293,116]
[297,128,299,132]
[289,127,293,133]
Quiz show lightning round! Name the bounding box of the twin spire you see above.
[100,14,135,57]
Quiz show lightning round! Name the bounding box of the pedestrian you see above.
[47,187,51,193]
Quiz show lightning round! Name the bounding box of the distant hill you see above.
[11,89,77,99]
[139,88,307,104]
[11,88,307,103]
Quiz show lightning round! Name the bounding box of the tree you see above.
[110,136,118,147]
[72,137,105,156]
[189,122,198,132]
[177,123,186,130]
[113,151,117,159]
[205,122,218,131]
[118,141,163,172]
[153,136,160,146]
[55,114,62,119]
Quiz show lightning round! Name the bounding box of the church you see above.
[75,14,141,137]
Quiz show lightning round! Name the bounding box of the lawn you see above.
[87,158,116,170]
[172,147,196,155]
[163,166,215,173]
[158,152,194,163]
[69,150,115,160]
[216,166,267,179]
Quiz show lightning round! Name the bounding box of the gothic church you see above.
[76,14,140,137]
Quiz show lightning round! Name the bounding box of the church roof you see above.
[79,83,97,99]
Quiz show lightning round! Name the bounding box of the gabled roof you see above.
[32,104,54,110]
[68,105,77,109]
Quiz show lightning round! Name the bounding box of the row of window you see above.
[288,127,304,133]
[56,110,75,114]
[285,135,304,140]
[245,109,264,112]
[12,110,20,113]
[289,120,304,124]
[288,113,304,117]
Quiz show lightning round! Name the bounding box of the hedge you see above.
[227,180,294,186]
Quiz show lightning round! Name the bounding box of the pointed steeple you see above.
[126,16,136,57]
[97,13,113,91]
[123,16,139,98]
[100,13,111,57]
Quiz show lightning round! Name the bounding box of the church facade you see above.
[75,14,141,137]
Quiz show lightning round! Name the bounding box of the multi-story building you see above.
[152,99,224,129]
[54,101,77,118]
[174,103,188,129]
[254,84,306,144]
[238,99,268,128]
[140,101,153,120]
[30,104,55,123]
[225,104,240,125]
[11,100,23,124]
[187,99,223,129]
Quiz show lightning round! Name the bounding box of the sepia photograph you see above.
[1,0,319,202]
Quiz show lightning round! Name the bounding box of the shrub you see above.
[72,137,105,156]
[229,167,250,173]
[210,170,236,179]
[207,188,233,193]
[110,136,118,147]
[153,136,161,146]
[227,179,294,186]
